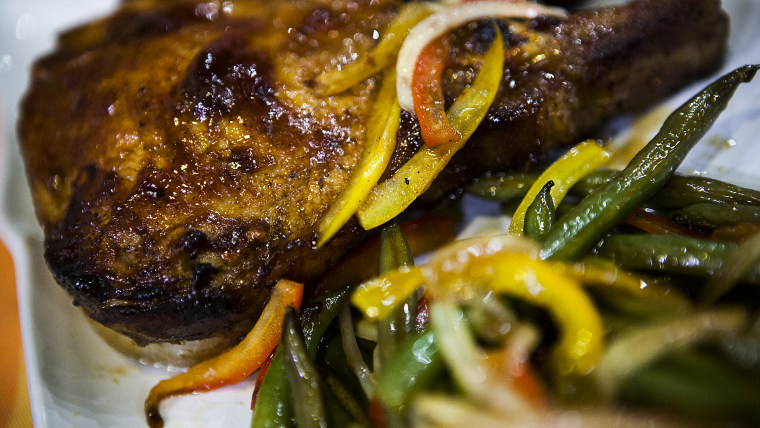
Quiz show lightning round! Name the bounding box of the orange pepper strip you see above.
[144,279,304,428]
[412,36,460,148]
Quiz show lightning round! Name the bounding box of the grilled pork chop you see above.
[19,0,727,359]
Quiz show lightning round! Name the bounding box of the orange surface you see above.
[0,239,32,427]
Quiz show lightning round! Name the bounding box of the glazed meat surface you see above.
[19,0,727,346]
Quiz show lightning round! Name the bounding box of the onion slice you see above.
[396,0,567,112]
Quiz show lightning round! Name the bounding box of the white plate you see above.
[1,1,759,427]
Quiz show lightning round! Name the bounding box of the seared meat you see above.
[19,0,727,348]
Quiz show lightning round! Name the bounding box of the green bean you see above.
[379,220,414,273]
[597,234,760,285]
[321,379,359,427]
[652,175,760,208]
[465,292,517,346]
[620,349,760,424]
[318,334,370,407]
[376,221,418,370]
[672,203,760,230]
[323,373,370,426]
[568,169,617,197]
[374,330,444,411]
[251,351,291,428]
[468,171,540,201]
[282,308,329,428]
[252,286,351,428]
[701,231,760,306]
[524,180,556,241]
[571,171,760,208]
[540,65,759,260]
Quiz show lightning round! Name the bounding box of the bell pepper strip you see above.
[595,308,747,399]
[352,235,605,379]
[353,235,539,320]
[485,323,547,407]
[712,222,760,243]
[250,351,275,409]
[553,258,692,313]
[315,3,432,96]
[351,266,425,321]
[395,0,567,112]
[508,139,611,236]
[357,29,504,230]
[428,251,605,379]
[144,279,303,428]
[317,69,400,247]
[412,35,460,148]
[252,285,351,428]
[622,208,707,237]
[540,65,760,261]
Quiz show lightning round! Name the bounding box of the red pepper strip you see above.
[622,208,707,238]
[412,36,460,148]
[144,279,304,428]
[310,215,456,299]
[511,360,547,406]
[358,29,504,229]
[486,346,547,407]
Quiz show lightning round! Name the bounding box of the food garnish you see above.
[357,26,505,229]
[145,279,303,428]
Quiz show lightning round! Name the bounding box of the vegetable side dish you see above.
[15,0,760,426]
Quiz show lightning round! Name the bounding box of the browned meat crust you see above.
[18,0,727,346]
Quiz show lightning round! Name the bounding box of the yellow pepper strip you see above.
[556,259,652,296]
[507,140,611,236]
[144,279,303,428]
[431,251,605,378]
[352,235,538,320]
[356,29,504,230]
[555,258,693,313]
[352,235,605,378]
[351,266,424,321]
[315,3,432,95]
[317,70,400,247]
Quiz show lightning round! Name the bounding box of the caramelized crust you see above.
[19,0,727,346]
